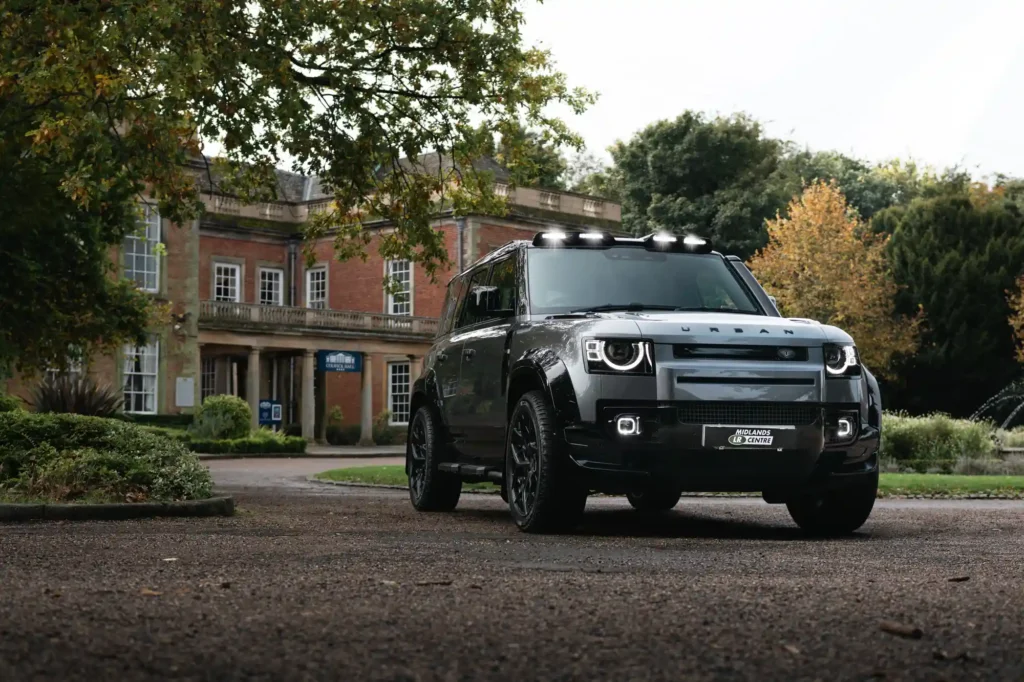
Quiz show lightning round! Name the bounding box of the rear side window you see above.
[455,267,491,329]
[488,255,517,312]
[439,277,467,336]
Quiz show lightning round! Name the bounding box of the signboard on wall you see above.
[175,377,195,408]
[317,350,362,373]
[258,399,283,425]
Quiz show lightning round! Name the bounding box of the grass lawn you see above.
[315,466,1024,498]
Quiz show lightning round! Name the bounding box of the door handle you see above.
[437,351,447,363]
[463,348,476,360]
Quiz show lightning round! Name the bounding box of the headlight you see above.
[584,339,654,375]
[824,344,859,377]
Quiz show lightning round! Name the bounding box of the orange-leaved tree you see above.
[747,181,921,378]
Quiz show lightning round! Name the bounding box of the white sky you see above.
[521,0,1024,178]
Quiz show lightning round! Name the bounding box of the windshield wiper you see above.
[672,306,763,315]
[570,303,681,313]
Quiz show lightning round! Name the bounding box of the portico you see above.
[197,301,436,443]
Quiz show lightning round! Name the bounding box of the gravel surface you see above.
[2,470,1023,681]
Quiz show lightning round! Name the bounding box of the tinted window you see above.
[488,256,517,312]
[439,277,467,335]
[454,267,490,329]
[526,248,761,315]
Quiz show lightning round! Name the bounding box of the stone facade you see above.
[4,158,622,443]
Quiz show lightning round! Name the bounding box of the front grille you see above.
[673,344,809,361]
[677,402,821,426]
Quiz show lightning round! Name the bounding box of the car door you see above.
[455,254,518,465]
[430,276,468,435]
[445,265,492,460]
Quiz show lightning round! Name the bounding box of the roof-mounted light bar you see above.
[531,230,615,247]
[643,232,712,254]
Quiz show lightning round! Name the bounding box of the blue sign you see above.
[258,399,282,425]
[318,350,362,373]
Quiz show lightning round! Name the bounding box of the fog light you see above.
[837,417,854,439]
[616,415,641,436]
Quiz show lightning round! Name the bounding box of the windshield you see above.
[526,247,763,316]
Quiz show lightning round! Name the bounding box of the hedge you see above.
[188,436,306,454]
[0,412,212,503]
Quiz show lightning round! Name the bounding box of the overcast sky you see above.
[521,0,1024,178]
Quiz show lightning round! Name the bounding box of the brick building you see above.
[4,156,622,443]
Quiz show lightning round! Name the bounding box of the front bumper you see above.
[563,401,879,494]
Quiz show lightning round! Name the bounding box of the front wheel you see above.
[505,390,587,533]
[626,483,682,513]
[407,406,461,512]
[786,470,878,536]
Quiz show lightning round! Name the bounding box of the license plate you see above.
[702,425,796,450]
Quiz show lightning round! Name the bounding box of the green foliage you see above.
[881,194,1024,415]
[326,424,363,446]
[0,2,591,377]
[880,411,997,473]
[189,429,306,455]
[478,122,569,189]
[0,412,212,502]
[127,413,194,429]
[372,410,408,445]
[30,375,123,418]
[608,112,790,258]
[0,392,23,413]
[327,406,344,426]
[191,395,251,440]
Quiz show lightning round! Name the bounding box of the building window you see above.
[123,339,159,414]
[201,358,216,401]
[306,268,327,309]
[45,353,83,383]
[388,362,411,425]
[259,268,284,306]
[386,260,412,316]
[124,203,160,293]
[214,263,241,302]
[539,191,560,210]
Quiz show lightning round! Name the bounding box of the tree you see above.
[0,0,592,376]
[880,192,1024,415]
[564,150,622,201]
[609,112,789,258]
[747,182,920,379]
[481,122,568,190]
[1007,276,1024,363]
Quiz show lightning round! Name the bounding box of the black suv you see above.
[406,230,882,535]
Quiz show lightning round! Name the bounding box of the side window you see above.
[439,277,467,336]
[488,256,517,313]
[455,267,491,329]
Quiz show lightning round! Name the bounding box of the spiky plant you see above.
[31,375,123,418]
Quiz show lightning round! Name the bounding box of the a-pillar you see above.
[301,349,316,441]
[359,353,374,446]
[247,347,261,431]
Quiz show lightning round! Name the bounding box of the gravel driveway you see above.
[2,460,1023,681]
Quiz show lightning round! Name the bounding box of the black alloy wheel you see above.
[407,405,461,512]
[505,390,588,533]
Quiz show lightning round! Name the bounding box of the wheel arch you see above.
[506,352,581,430]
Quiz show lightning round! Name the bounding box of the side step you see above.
[438,463,503,482]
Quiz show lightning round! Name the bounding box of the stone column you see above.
[301,350,316,441]
[359,353,374,446]
[247,347,261,431]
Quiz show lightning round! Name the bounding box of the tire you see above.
[626,483,682,513]
[505,390,587,533]
[407,405,461,512]
[786,470,878,536]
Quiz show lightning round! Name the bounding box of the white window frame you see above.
[213,262,241,302]
[200,357,217,401]
[387,362,411,425]
[306,268,327,309]
[123,339,159,415]
[124,203,161,293]
[385,259,413,316]
[258,267,284,306]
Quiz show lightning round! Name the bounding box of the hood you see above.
[590,311,849,347]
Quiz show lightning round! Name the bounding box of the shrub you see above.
[284,422,302,437]
[0,392,23,413]
[31,375,122,418]
[880,411,997,473]
[372,410,407,445]
[0,412,212,502]
[127,413,193,428]
[995,427,1024,449]
[188,432,306,454]
[191,395,251,440]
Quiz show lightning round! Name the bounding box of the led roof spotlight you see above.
[532,230,614,247]
[642,232,713,254]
